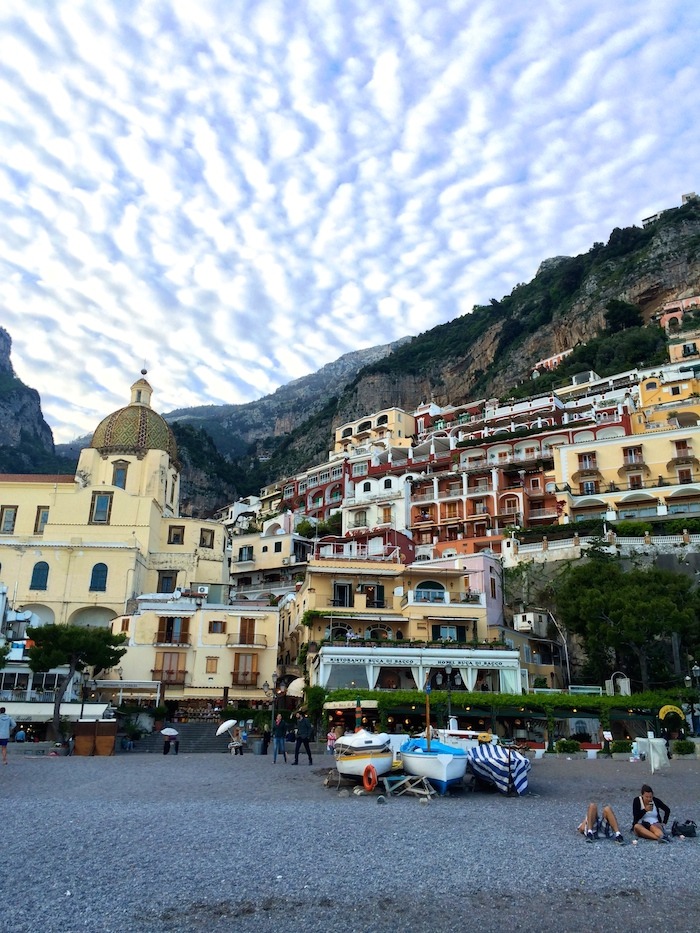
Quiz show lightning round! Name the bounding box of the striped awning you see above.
[467,744,531,795]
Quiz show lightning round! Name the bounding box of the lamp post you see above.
[79,670,91,719]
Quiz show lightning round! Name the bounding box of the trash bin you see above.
[253,739,263,755]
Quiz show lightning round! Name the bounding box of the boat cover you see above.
[466,743,531,795]
[400,737,467,756]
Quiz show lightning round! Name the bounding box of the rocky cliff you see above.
[0,327,60,473]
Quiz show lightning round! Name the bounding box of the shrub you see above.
[610,739,633,754]
[555,738,581,754]
[673,739,696,756]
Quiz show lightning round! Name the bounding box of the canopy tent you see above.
[2,701,110,722]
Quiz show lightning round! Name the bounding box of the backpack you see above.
[671,819,697,838]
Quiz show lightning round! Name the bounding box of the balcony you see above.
[226,633,268,647]
[153,635,191,646]
[151,669,187,685]
[231,671,260,687]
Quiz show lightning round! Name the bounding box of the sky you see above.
[1,1,699,443]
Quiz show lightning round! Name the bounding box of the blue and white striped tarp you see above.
[466,744,531,795]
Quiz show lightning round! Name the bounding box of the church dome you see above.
[89,375,179,465]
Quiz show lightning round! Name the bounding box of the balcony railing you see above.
[226,633,268,647]
[154,635,191,646]
[151,669,187,685]
[231,672,260,687]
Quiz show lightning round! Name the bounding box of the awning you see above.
[322,700,379,710]
[2,702,109,722]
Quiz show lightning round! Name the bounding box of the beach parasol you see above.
[215,719,238,740]
[160,727,179,737]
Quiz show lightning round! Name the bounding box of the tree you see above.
[554,553,700,691]
[604,299,642,334]
[27,625,127,739]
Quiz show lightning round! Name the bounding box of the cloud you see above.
[0,0,699,442]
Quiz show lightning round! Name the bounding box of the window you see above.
[490,577,497,599]
[380,506,392,524]
[628,475,643,490]
[0,506,17,534]
[358,420,371,432]
[530,478,541,491]
[237,546,254,562]
[262,545,268,553]
[233,652,258,686]
[383,478,392,489]
[154,651,186,684]
[34,506,50,534]
[156,616,190,644]
[578,453,597,470]
[353,510,367,528]
[120,619,129,633]
[331,466,343,479]
[208,620,225,634]
[89,563,108,592]
[240,617,256,644]
[352,462,368,477]
[678,468,693,484]
[671,386,681,396]
[29,561,49,590]
[168,526,185,545]
[89,492,113,524]
[274,541,282,553]
[580,481,599,495]
[319,470,329,483]
[157,571,177,594]
[199,528,214,548]
[206,657,218,674]
[112,460,128,489]
[623,446,643,465]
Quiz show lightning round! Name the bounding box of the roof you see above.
[90,404,179,464]
[0,474,75,483]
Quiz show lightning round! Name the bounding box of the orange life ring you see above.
[362,764,378,792]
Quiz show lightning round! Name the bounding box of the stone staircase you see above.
[123,721,232,754]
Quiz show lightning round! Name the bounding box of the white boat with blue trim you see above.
[399,736,468,794]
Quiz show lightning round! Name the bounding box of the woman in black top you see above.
[632,783,671,842]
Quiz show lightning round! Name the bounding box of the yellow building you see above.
[0,376,228,712]
[108,593,280,711]
[280,549,524,695]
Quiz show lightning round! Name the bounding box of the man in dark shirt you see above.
[292,712,313,765]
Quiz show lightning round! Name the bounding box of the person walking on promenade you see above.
[272,714,287,763]
[262,724,271,755]
[0,707,16,764]
[292,712,313,766]
[577,801,625,844]
[632,784,672,843]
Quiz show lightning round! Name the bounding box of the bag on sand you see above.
[671,819,697,838]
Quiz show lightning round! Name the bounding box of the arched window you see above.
[362,481,371,492]
[29,561,49,591]
[383,478,392,489]
[89,563,108,592]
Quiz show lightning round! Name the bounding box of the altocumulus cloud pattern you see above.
[0,0,698,441]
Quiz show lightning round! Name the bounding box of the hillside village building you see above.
[4,344,700,730]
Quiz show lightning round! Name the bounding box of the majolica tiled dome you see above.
[90,375,179,465]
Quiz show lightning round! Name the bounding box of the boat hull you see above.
[334,730,394,779]
[400,746,468,795]
[335,749,394,778]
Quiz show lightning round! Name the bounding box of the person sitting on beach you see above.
[577,802,625,844]
[632,784,671,843]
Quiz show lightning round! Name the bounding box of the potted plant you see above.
[610,739,633,759]
[151,706,168,731]
[672,739,696,756]
[554,738,582,757]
